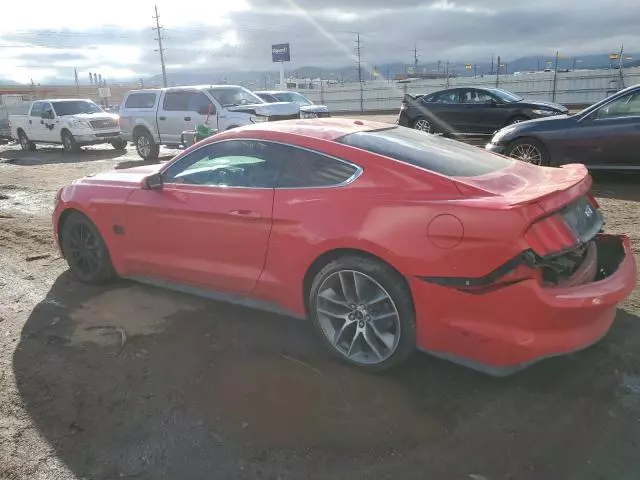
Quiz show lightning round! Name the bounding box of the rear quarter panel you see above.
[255,140,538,315]
[119,92,161,142]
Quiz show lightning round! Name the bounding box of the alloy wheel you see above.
[315,270,401,365]
[63,134,73,151]
[510,143,543,165]
[137,136,151,157]
[66,222,103,276]
[414,119,432,133]
[20,134,28,150]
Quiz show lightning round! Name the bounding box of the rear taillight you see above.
[524,213,578,256]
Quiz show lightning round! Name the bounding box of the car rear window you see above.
[337,127,514,177]
[124,93,157,109]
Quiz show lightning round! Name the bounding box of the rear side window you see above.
[124,93,157,109]
[337,127,514,177]
[278,146,359,188]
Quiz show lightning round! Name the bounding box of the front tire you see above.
[309,255,416,371]
[60,211,115,284]
[134,129,159,161]
[506,137,550,166]
[111,138,127,150]
[62,130,80,153]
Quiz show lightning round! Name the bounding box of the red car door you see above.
[124,140,284,293]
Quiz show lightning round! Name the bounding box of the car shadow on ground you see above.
[0,147,127,166]
[13,273,640,480]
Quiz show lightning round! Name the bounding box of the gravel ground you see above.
[0,137,639,480]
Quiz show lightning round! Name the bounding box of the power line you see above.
[152,5,168,88]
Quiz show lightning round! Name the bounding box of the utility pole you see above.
[413,44,419,73]
[354,32,363,112]
[552,50,559,101]
[153,5,168,88]
[618,44,625,90]
[495,55,500,87]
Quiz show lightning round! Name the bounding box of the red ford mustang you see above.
[53,118,636,375]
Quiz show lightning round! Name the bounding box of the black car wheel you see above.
[62,130,80,153]
[412,118,434,134]
[18,130,36,151]
[309,255,416,372]
[111,138,127,150]
[60,211,115,284]
[506,137,549,166]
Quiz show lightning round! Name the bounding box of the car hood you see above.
[227,102,300,116]
[63,112,120,121]
[520,99,568,112]
[75,163,164,187]
[300,105,329,113]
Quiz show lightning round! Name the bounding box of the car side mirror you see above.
[485,99,498,107]
[41,111,52,119]
[142,173,163,190]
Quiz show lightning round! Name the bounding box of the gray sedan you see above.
[486,84,640,169]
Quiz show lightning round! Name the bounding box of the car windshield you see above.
[208,87,263,107]
[485,88,523,103]
[52,100,103,116]
[338,126,514,177]
[273,92,313,106]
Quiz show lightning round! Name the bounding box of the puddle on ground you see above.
[69,285,202,348]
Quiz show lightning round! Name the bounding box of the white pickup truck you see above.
[119,85,300,160]
[10,99,125,152]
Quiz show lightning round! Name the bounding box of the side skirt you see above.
[124,275,306,321]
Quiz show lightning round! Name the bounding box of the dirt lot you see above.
[1,138,639,480]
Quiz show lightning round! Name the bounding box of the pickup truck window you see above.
[41,103,54,118]
[30,102,44,117]
[52,101,102,116]
[163,91,190,111]
[124,93,157,109]
[188,92,214,114]
[208,87,262,107]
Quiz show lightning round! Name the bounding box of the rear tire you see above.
[134,129,159,161]
[309,255,416,372]
[18,130,36,151]
[62,130,80,153]
[60,211,115,284]
[412,117,434,134]
[506,137,550,166]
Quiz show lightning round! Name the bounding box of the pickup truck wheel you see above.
[18,131,36,151]
[110,138,127,150]
[62,130,80,153]
[134,130,159,161]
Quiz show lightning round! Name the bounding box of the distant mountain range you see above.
[143,52,639,88]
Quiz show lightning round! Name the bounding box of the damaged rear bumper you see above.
[410,234,636,376]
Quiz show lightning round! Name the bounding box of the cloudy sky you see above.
[1,0,639,83]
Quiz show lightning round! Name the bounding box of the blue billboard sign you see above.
[272,43,291,63]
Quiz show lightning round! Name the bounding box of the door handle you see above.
[29,120,32,124]
[159,116,166,120]
[229,209,262,219]
[184,116,191,121]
